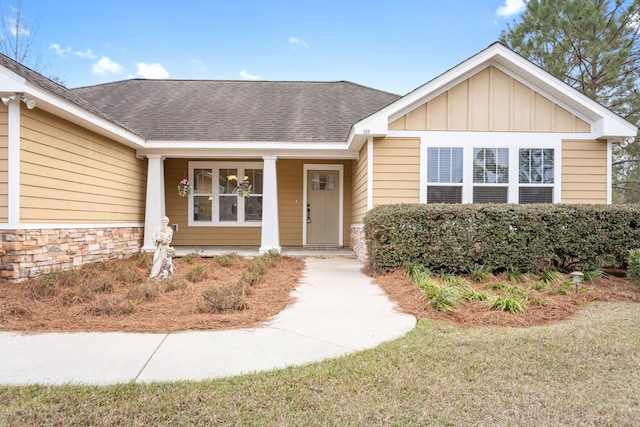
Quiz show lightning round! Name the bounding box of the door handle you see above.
[307,203,311,223]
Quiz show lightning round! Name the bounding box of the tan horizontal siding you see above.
[8,106,145,224]
[373,137,420,206]
[562,139,608,203]
[164,158,261,246]
[19,108,146,223]
[278,159,305,246]
[0,106,7,222]
[166,158,351,247]
[351,143,368,224]
[389,66,591,133]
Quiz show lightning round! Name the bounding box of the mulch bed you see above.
[2,254,639,333]
[370,267,640,327]
[0,255,304,333]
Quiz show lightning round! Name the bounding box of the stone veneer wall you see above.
[0,227,144,281]
[350,224,368,263]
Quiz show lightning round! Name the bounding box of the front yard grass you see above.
[1,301,639,425]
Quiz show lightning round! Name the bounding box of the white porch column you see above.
[260,155,281,253]
[142,154,166,251]
[7,97,20,228]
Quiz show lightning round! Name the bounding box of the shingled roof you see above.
[72,80,400,142]
[0,53,132,131]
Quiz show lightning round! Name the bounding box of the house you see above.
[0,43,636,280]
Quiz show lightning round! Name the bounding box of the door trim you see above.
[302,164,344,247]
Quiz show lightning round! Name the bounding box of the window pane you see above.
[219,169,238,194]
[451,148,463,183]
[245,196,263,221]
[245,169,263,194]
[427,186,462,204]
[520,187,553,204]
[543,149,554,184]
[473,187,508,203]
[194,169,212,194]
[520,149,554,184]
[193,196,212,221]
[427,148,439,182]
[311,174,335,190]
[219,196,237,221]
[439,148,451,183]
[427,147,463,183]
[474,148,508,184]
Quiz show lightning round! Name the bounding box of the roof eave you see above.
[352,43,638,141]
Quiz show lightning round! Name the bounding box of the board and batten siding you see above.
[561,139,608,204]
[351,142,368,224]
[166,158,352,247]
[0,105,8,222]
[389,66,591,133]
[372,137,420,206]
[19,108,146,223]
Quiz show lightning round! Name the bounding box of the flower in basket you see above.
[237,180,252,197]
[177,178,192,197]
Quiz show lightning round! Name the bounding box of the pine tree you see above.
[501,0,640,202]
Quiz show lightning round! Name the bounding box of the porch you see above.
[173,246,357,258]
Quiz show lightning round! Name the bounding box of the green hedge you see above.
[364,204,640,274]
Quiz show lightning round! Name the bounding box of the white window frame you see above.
[426,146,464,204]
[188,161,263,227]
[472,147,510,203]
[417,132,563,204]
[518,148,555,203]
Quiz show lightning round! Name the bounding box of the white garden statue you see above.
[149,216,175,279]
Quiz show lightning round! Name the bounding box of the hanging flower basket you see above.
[237,180,252,197]
[177,178,192,197]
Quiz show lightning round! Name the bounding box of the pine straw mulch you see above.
[0,254,304,333]
[370,267,640,327]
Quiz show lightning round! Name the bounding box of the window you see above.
[473,148,508,203]
[421,134,560,205]
[189,162,263,226]
[427,147,463,203]
[519,148,554,204]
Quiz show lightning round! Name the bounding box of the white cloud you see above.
[92,56,123,76]
[496,0,527,17]
[136,62,170,79]
[240,69,262,80]
[191,58,206,70]
[9,18,30,37]
[289,36,309,48]
[75,48,98,59]
[630,12,640,30]
[49,43,71,57]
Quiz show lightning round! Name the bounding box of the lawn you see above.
[1,301,639,425]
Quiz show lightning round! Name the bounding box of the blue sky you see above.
[9,0,527,95]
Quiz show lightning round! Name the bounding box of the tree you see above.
[0,0,41,70]
[500,0,640,202]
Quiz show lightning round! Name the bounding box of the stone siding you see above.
[350,223,368,263]
[0,227,144,281]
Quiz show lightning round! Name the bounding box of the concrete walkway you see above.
[0,257,416,386]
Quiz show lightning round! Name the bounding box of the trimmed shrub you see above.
[627,249,640,283]
[365,204,640,274]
